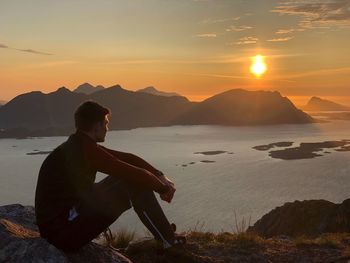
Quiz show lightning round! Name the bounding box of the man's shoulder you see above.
[45,135,78,159]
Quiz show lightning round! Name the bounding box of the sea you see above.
[1,113,349,237]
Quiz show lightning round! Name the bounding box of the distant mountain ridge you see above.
[136,86,181,97]
[303,97,350,111]
[0,86,314,138]
[73,83,105,95]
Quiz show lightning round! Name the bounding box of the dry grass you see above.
[99,227,136,249]
[294,233,349,249]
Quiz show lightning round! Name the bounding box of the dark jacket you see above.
[35,131,168,235]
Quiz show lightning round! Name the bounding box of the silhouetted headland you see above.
[302,96,350,111]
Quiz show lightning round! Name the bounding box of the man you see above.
[35,101,185,252]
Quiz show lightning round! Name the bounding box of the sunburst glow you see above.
[250,55,267,78]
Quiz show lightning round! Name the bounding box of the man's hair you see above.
[74,101,110,131]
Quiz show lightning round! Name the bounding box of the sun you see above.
[250,55,267,78]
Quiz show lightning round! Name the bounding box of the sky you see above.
[1,0,350,105]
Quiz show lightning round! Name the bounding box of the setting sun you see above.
[250,55,267,78]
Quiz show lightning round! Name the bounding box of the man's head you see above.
[74,101,110,142]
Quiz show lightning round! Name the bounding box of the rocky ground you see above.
[2,200,350,263]
[124,231,350,263]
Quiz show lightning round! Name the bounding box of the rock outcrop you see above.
[0,204,131,263]
[249,199,350,238]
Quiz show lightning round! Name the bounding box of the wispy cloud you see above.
[226,25,253,32]
[285,66,350,79]
[267,36,295,42]
[233,37,258,45]
[196,33,217,38]
[0,43,9,48]
[15,48,53,55]
[272,0,350,29]
[199,16,241,25]
[0,42,53,55]
[275,28,305,34]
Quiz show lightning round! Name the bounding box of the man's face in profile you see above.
[94,115,109,142]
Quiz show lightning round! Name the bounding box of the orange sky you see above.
[1,0,349,106]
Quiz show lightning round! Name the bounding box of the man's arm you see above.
[101,146,176,203]
[100,146,162,176]
[82,143,169,194]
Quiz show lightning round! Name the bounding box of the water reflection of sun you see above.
[250,55,267,78]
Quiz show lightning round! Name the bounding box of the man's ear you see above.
[92,122,100,133]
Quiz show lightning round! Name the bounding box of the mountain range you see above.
[0,84,313,138]
[302,96,350,111]
[136,86,180,97]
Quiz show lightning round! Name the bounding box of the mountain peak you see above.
[304,96,350,111]
[310,96,322,101]
[73,83,104,95]
[56,87,71,93]
[137,86,180,97]
[78,82,94,88]
[108,84,123,90]
[142,86,158,92]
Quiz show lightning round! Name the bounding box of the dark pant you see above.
[46,175,175,252]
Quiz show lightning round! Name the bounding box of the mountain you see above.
[136,86,180,97]
[173,89,313,125]
[0,85,194,137]
[303,96,350,111]
[73,83,105,95]
[0,87,313,138]
[0,87,88,134]
[0,100,6,106]
[90,85,194,130]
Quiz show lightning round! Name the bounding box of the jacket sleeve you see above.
[99,145,162,176]
[82,142,169,194]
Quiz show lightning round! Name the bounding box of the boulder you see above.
[0,204,132,263]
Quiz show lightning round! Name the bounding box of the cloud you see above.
[199,17,241,25]
[226,25,253,32]
[15,48,53,55]
[196,33,217,38]
[285,66,350,79]
[0,42,53,55]
[267,36,295,42]
[233,37,258,45]
[272,0,350,29]
[0,43,9,48]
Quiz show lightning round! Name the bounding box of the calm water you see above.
[1,117,350,236]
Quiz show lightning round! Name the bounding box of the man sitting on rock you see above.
[35,101,185,252]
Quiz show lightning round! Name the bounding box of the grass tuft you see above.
[100,228,136,249]
[294,233,343,249]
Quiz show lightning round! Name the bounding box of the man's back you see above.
[35,133,96,234]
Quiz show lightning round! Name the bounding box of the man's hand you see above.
[158,175,176,203]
